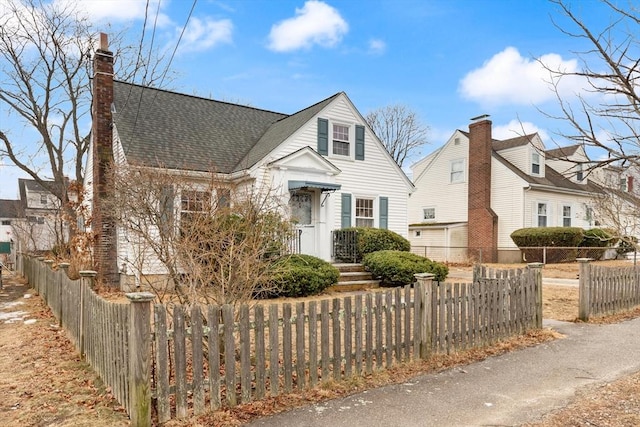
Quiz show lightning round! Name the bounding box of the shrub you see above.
[261,254,339,298]
[336,227,410,262]
[510,227,584,263]
[578,228,618,259]
[362,250,448,286]
[617,236,638,257]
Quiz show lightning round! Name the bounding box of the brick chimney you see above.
[92,33,119,286]
[468,115,498,263]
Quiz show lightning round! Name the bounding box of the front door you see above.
[290,191,316,256]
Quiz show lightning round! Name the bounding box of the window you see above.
[27,216,44,224]
[1,220,10,226]
[355,198,374,227]
[332,124,350,156]
[423,207,435,221]
[450,159,465,183]
[531,152,541,175]
[217,188,231,209]
[415,230,421,237]
[562,205,572,227]
[576,164,583,182]
[289,192,312,225]
[620,177,627,191]
[180,190,210,226]
[40,194,47,205]
[537,203,547,227]
[584,205,594,226]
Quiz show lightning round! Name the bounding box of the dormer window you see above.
[531,152,541,175]
[576,164,584,182]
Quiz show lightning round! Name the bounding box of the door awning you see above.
[288,180,341,192]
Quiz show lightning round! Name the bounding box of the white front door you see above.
[290,191,316,256]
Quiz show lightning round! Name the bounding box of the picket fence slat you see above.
[191,305,205,415]
[174,306,188,419]
[207,305,221,410]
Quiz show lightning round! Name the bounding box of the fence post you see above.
[415,273,434,359]
[126,292,155,427]
[43,259,54,303]
[577,258,592,321]
[57,263,70,328]
[527,262,544,328]
[79,271,97,358]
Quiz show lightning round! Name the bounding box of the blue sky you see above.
[0,0,612,198]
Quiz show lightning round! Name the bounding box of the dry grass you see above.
[0,275,129,427]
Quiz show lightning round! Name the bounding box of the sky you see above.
[0,0,617,199]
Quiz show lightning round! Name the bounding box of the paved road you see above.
[247,318,640,427]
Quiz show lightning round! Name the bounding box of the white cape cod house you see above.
[85,34,413,286]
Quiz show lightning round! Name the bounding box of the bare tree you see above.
[538,1,640,247]
[0,0,169,249]
[110,166,295,308]
[365,104,429,167]
[542,0,640,172]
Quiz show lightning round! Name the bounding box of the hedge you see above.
[510,227,581,263]
[578,228,618,259]
[362,250,448,286]
[260,254,339,298]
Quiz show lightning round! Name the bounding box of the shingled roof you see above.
[0,199,21,218]
[493,151,601,194]
[112,81,340,173]
[458,131,537,151]
[545,144,581,159]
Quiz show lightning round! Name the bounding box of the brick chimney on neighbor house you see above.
[92,33,119,286]
[467,115,498,263]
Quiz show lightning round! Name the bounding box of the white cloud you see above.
[493,119,549,142]
[268,1,348,52]
[368,38,386,55]
[459,47,583,107]
[55,0,171,26]
[174,17,233,53]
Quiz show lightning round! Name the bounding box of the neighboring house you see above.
[0,199,21,266]
[409,116,604,263]
[16,178,68,252]
[86,34,414,286]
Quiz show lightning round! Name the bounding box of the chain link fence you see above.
[410,245,638,265]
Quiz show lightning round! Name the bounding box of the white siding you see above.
[409,131,468,225]
[491,159,527,248]
[523,189,593,230]
[255,95,412,239]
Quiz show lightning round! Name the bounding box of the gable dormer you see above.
[530,146,545,178]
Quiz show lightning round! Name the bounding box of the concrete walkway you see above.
[247,318,640,427]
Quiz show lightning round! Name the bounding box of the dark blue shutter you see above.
[341,193,352,228]
[318,118,328,155]
[379,196,388,229]
[160,185,174,236]
[355,125,365,160]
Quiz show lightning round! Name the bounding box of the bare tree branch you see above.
[365,104,429,167]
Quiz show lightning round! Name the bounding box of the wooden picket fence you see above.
[18,255,544,426]
[152,266,543,423]
[19,256,132,415]
[578,259,640,320]
[424,265,542,356]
